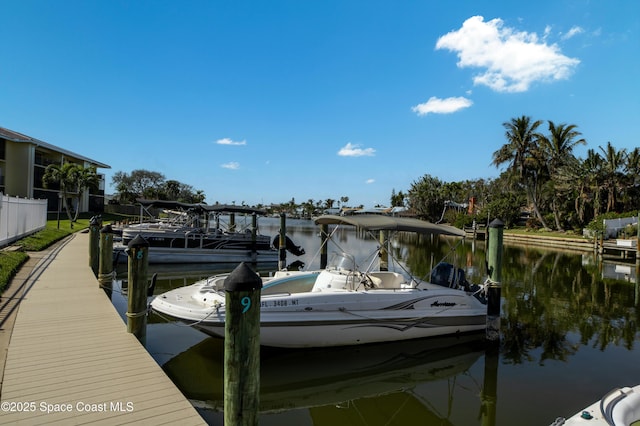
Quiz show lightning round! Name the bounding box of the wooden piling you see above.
[126,234,149,342]
[486,219,504,341]
[229,212,236,232]
[379,230,389,271]
[98,225,114,293]
[89,215,101,276]
[224,263,262,426]
[278,213,286,270]
[251,212,257,262]
[320,223,329,269]
[636,212,639,306]
[481,341,499,426]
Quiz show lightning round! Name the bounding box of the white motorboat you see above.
[551,385,640,426]
[150,214,488,348]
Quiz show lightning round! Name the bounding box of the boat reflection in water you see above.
[160,332,486,423]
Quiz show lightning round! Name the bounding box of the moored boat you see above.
[550,385,640,425]
[150,214,488,348]
[113,200,302,264]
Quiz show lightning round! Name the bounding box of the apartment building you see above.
[0,126,110,214]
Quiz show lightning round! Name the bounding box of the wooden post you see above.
[599,230,604,256]
[379,230,389,271]
[229,212,236,233]
[89,215,102,276]
[636,212,639,306]
[278,213,286,270]
[251,212,258,263]
[486,219,503,341]
[98,225,114,294]
[481,341,499,426]
[636,211,639,263]
[224,262,262,426]
[126,234,149,342]
[320,223,329,269]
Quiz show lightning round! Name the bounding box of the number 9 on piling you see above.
[241,296,251,313]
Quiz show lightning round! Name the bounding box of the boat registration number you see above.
[261,299,299,307]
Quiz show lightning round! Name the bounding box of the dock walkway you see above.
[0,231,206,425]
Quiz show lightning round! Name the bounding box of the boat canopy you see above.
[136,199,200,210]
[203,204,267,215]
[314,214,465,237]
[135,199,266,215]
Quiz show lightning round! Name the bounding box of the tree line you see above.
[104,115,637,231]
[406,115,639,231]
[111,170,205,204]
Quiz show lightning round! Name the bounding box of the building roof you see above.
[0,126,110,169]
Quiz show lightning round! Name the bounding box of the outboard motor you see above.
[272,236,306,256]
[430,262,469,290]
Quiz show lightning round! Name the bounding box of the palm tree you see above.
[492,115,549,229]
[42,162,81,227]
[538,121,586,230]
[599,142,627,212]
[73,165,100,221]
[619,147,640,211]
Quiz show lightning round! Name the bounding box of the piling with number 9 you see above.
[224,262,262,426]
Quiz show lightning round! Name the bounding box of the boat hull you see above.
[151,282,487,348]
[194,312,487,348]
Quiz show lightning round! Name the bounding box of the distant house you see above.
[0,126,110,214]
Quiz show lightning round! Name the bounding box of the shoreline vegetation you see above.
[0,213,635,294]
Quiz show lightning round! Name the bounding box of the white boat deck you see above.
[0,232,206,425]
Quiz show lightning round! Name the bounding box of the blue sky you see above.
[2,1,638,208]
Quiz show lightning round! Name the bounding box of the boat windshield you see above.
[327,252,357,272]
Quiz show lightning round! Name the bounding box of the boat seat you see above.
[360,274,383,289]
[367,272,404,289]
[612,390,640,426]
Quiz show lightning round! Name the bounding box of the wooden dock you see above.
[464,228,638,260]
[0,232,206,425]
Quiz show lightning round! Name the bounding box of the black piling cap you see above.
[100,224,113,234]
[127,234,149,249]
[224,262,263,292]
[489,219,504,228]
[90,215,102,227]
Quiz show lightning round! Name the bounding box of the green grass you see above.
[504,228,585,239]
[0,251,29,293]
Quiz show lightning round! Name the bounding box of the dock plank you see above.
[0,232,206,425]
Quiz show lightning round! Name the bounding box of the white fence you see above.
[0,193,48,248]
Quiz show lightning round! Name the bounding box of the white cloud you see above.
[221,162,240,170]
[436,16,580,93]
[561,26,584,40]
[412,96,473,116]
[366,178,375,184]
[216,138,246,146]
[338,142,376,157]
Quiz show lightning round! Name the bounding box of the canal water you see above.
[112,216,639,426]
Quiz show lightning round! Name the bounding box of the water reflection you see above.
[393,233,639,362]
[125,217,639,425]
[162,333,487,421]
